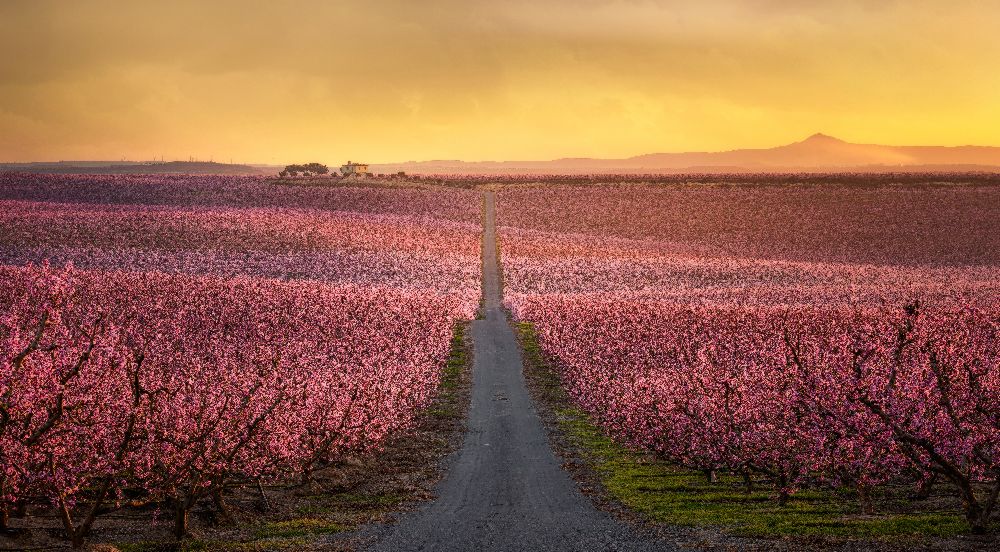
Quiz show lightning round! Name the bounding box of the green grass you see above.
[429,322,469,420]
[114,518,344,552]
[253,517,346,539]
[516,321,976,542]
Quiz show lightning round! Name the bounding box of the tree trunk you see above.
[174,501,190,539]
[256,479,271,512]
[55,494,84,548]
[0,504,8,531]
[212,487,231,523]
[77,479,112,538]
[965,502,987,535]
[972,480,1000,535]
[742,471,753,494]
[704,469,718,484]
[914,473,937,500]
[946,474,993,534]
[856,482,875,515]
[776,473,790,506]
[13,499,26,518]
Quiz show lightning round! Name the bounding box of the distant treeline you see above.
[279,163,329,177]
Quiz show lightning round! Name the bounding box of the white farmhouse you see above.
[340,161,369,176]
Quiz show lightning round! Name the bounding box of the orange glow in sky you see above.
[2,1,999,163]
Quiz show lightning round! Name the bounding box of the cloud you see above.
[1,0,999,162]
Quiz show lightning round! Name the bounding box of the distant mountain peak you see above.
[801,132,844,144]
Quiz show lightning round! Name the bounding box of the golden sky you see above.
[2,0,999,164]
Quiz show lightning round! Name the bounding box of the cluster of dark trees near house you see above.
[279,163,329,177]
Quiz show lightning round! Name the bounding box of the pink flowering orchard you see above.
[0,175,481,546]
[500,184,1000,533]
[6,3,1000,548]
[3,173,1000,547]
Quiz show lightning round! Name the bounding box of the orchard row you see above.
[499,186,1000,533]
[0,175,482,546]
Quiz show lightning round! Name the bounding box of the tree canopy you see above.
[279,163,329,177]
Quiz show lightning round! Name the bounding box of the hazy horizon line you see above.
[8,133,1000,167]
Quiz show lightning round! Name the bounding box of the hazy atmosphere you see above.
[3,0,1000,163]
[4,2,1000,550]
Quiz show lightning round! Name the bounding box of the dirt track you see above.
[364,192,672,551]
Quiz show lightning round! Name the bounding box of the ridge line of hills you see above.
[371,134,1000,174]
[5,134,1000,175]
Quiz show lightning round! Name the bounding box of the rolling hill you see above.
[371,134,1000,174]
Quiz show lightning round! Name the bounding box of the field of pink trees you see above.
[499,184,1000,533]
[0,174,481,546]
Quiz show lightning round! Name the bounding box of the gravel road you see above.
[365,192,674,551]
